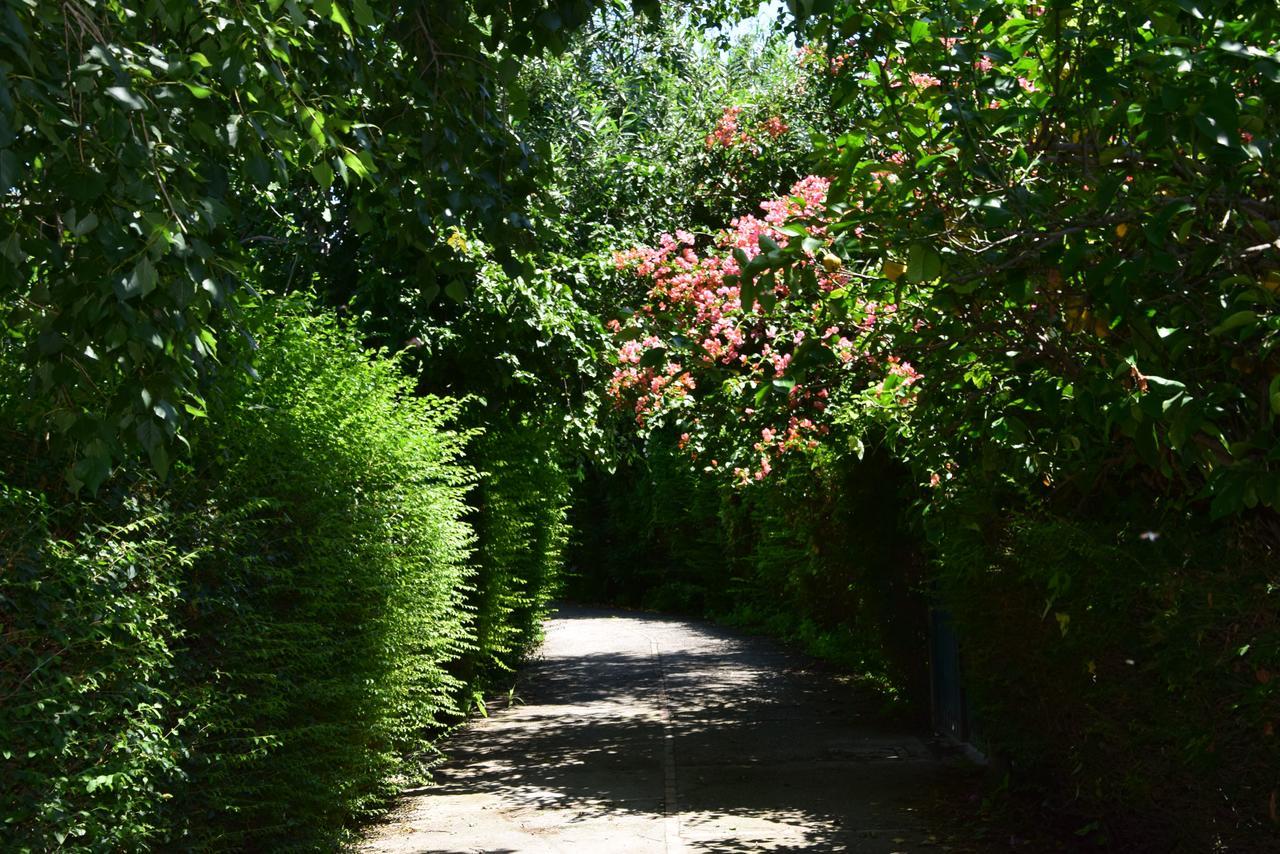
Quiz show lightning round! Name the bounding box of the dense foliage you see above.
[570,436,929,703]
[0,306,565,850]
[610,0,1280,516]
[175,306,479,849]
[582,1,1279,849]
[4,0,1279,851]
[0,0,750,488]
[519,12,822,250]
[0,483,191,850]
[933,502,1279,849]
[465,423,572,689]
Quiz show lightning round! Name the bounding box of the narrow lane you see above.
[362,605,982,853]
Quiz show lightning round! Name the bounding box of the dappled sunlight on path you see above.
[361,606,988,853]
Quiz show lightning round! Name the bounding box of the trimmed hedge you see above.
[463,423,572,690]
[0,304,567,851]
[174,307,479,849]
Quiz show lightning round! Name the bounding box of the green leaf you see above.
[71,212,99,236]
[444,280,468,303]
[105,85,145,111]
[0,149,19,193]
[1209,310,1257,336]
[757,272,776,312]
[1,232,25,264]
[148,440,170,480]
[342,150,370,179]
[329,2,354,37]
[70,439,113,494]
[116,258,158,301]
[638,346,668,368]
[303,107,327,147]
[351,0,375,27]
[311,160,335,188]
[907,243,942,282]
[740,273,758,311]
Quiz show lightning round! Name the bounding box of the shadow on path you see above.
[361,605,992,853]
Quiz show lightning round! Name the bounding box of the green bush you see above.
[464,422,571,689]
[716,449,929,705]
[173,305,479,850]
[932,498,1280,852]
[0,329,192,851]
[566,437,728,608]
[2,302,571,850]
[0,483,193,852]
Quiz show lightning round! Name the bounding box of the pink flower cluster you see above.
[761,116,789,139]
[706,106,748,149]
[798,44,853,75]
[885,355,922,386]
[607,357,697,426]
[607,176,922,482]
[706,108,792,151]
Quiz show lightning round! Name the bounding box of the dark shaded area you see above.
[567,438,932,720]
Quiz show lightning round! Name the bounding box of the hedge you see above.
[0,303,567,850]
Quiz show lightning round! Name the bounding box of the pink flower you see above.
[910,71,942,88]
[885,355,923,386]
[1018,76,1036,92]
[761,116,789,139]
[707,106,751,149]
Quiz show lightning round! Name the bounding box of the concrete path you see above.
[361,605,987,853]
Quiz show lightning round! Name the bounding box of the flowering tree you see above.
[607,175,922,484]
[611,0,1279,518]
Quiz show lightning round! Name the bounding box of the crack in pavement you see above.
[652,638,684,854]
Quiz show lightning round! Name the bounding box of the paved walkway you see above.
[361,605,986,853]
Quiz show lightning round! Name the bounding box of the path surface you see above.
[362,605,986,853]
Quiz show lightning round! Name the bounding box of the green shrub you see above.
[0,482,194,852]
[566,437,729,608]
[568,433,927,706]
[0,329,192,851]
[464,422,571,689]
[174,305,478,850]
[2,301,577,851]
[716,448,928,705]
